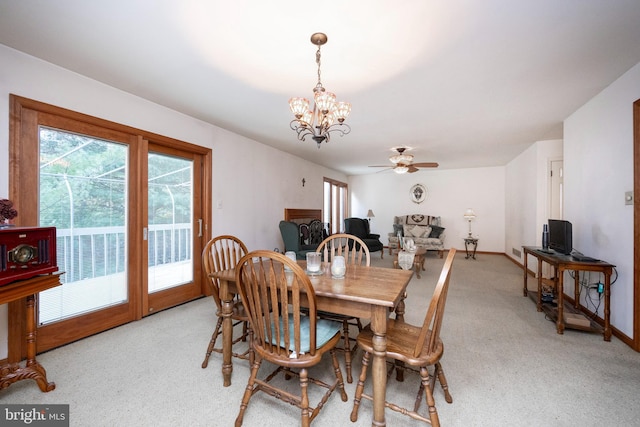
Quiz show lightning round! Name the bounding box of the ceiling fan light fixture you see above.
[394,165,409,174]
[289,33,351,148]
[390,153,413,164]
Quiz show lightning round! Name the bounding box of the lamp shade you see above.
[366,209,375,218]
[463,208,476,220]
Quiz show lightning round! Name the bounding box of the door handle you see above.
[198,219,203,237]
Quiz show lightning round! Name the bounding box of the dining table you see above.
[211,259,413,427]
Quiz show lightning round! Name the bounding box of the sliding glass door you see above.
[9,95,211,353]
[38,128,129,325]
[145,147,202,314]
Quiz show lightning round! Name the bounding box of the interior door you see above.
[550,159,563,219]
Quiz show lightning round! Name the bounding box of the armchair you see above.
[343,217,384,258]
[279,220,320,260]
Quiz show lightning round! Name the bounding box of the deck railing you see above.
[55,223,192,283]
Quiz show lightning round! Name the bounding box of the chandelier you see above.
[289,33,351,148]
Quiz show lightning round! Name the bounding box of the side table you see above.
[393,247,427,278]
[464,237,478,259]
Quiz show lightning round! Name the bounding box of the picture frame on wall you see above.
[410,184,427,204]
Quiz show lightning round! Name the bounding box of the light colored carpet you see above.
[2,252,639,426]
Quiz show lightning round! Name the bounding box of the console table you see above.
[0,273,63,392]
[522,246,614,341]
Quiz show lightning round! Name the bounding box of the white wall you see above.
[0,44,347,358]
[505,139,563,267]
[348,166,506,253]
[564,62,640,337]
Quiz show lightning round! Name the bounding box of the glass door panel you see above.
[147,152,194,293]
[38,127,129,324]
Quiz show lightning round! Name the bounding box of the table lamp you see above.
[463,208,476,238]
[366,209,375,222]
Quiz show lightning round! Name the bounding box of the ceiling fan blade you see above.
[407,165,419,173]
[411,162,439,168]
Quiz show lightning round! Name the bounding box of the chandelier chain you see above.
[315,45,323,90]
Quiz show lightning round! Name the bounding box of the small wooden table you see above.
[522,246,614,340]
[213,261,412,427]
[393,247,427,278]
[0,273,63,392]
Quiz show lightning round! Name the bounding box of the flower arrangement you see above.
[0,198,18,223]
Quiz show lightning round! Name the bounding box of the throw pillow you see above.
[299,223,310,244]
[403,224,432,238]
[429,225,445,238]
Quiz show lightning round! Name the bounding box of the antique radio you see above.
[0,226,58,286]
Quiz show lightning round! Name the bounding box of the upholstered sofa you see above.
[387,214,445,258]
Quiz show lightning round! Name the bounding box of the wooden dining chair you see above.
[200,235,250,369]
[316,233,370,383]
[350,249,457,426]
[234,250,348,427]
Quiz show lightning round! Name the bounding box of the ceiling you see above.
[2,1,640,175]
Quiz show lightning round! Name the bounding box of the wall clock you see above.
[410,184,427,204]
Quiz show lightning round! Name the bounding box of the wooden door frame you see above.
[633,98,640,351]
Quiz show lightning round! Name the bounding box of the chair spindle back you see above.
[316,233,370,266]
[202,235,248,309]
[414,248,456,358]
[236,250,318,358]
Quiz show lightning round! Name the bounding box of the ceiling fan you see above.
[369,147,439,174]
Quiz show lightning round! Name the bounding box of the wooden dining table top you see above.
[211,261,412,310]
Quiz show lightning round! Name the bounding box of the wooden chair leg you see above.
[435,362,453,403]
[300,368,310,427]
[235,357,261,427]
[342,320,353,383]
[201,317,223,368]
[330,348,348,401]
[350,351,371,422]
[420,366,440,427]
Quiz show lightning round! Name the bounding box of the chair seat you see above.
[356,319,444,366]
[270,315,343,353]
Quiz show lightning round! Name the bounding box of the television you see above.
[548,219,572,255]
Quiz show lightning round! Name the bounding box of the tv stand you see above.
[522,246,615,341]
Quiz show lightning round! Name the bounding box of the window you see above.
[323,178,348,234]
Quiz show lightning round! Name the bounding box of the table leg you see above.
[1,294,56,392]
[556,269,565,334]
[536,259,543,312]
[523,251,528,297]
[369,305,388,427]
[414,256,422,279]
[220,279,234,387]
[574,271,581,309]
[604,270,612,341]
[394,292,406,322]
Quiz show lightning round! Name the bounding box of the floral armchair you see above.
[387,214,445,258]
